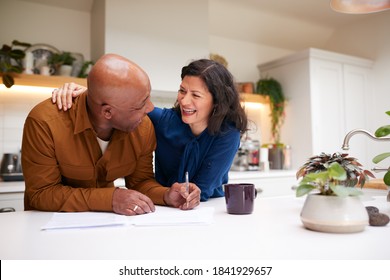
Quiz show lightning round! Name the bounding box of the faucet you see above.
[342,128,390,201]
[341,128,390,150]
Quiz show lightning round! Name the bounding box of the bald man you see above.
[22,54,200,215]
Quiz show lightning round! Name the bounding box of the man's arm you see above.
[22,114,114,212]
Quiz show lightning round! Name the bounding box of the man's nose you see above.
[145,98,154,114]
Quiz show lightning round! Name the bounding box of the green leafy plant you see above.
[296,152,374,197]
[255,77,285,144]
[372,110,390,186]
[78,60,94,78]
[0,40,31,88]
[48,51,75,68]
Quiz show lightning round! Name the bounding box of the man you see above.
[22,54,200,215]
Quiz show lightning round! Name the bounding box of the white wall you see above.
[0,0,91,157]
[209,35,292,84]
[0,0,91,60]
[102,0,210,92]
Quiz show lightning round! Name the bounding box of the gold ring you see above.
[133,205,139,211]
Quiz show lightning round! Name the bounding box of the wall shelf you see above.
[1,73,87,88]
[241,93,269,104]
[1,74,269,105]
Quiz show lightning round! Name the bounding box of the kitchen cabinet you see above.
[258,48,373,169]
[228,170,297,197]
[0,182,24,211]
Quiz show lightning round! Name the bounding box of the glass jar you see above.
[245,139,260,171]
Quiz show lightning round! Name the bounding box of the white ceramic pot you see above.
[300,194,369,233]
[58,65,73,76]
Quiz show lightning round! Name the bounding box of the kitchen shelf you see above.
[1,73,87,88]
[1,74,268,104]
[241,93,269,104]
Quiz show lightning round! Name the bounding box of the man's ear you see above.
[101,104,112,119]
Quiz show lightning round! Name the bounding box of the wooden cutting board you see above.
[364,178,388,190]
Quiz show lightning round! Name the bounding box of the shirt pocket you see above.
[106,163,134,182]
[60,164,95,180]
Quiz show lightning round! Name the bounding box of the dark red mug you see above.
[224,183,257,214]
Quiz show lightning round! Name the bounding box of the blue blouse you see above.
[148,107,240,201]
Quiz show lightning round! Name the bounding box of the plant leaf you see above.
[383,171,390,186]
[301,171,328,184]
[372,153,390,164]
[375,125,390,137]
[328,162,347,180]
[2,74,14,88]
[330,185,362,197]
[296,184,316,197]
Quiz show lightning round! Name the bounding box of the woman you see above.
[52,59,248,201]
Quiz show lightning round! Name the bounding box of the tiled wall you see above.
[0,87,51,157]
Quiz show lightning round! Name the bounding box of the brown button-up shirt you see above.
[22,93,168,212]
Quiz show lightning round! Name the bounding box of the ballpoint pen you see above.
[185,171,189,207]
[185,171,189,194]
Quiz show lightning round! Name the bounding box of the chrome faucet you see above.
[342,128,390,201]
[341,128,390,150]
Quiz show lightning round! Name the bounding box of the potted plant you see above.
[78,60,94,78]
[0,40,31,88]
[295,152,374,233]
[255,77,286,169]
[48,51,75,76]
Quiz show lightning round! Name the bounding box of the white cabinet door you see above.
[311,58,345,155]
[343,64,372,167]
[0,192,24,211]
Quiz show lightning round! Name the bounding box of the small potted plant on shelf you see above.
[48,51,75,76]
[295,152,375,233]
[255,77,286,169]
[0,40,31,88]
[78,60,94,78]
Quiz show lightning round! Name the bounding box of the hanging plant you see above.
[255,77,286,144]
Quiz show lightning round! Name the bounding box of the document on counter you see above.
[130,206,214,226]
[41,206,214,230]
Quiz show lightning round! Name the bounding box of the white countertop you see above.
[0,189,389,260]
[0,170,297,193]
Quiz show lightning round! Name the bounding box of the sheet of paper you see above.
[41,212,127,230]
[41,206,214,230]
[128,206,214,226]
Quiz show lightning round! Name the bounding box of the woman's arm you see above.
[194,130,241,201]
[52,82,87,111]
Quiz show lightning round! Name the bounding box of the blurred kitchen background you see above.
[1,0,390,172]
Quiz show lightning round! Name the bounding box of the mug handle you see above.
[255,187,262,198]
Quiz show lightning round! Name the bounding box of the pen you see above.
[185,171,189,208]
[185,171,189,194]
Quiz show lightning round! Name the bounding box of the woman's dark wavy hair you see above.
[173,59,248,136]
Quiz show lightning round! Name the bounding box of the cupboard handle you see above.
[0,207,15,213]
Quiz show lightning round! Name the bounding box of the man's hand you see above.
[112,188,155,216]
[164,182,201,210]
